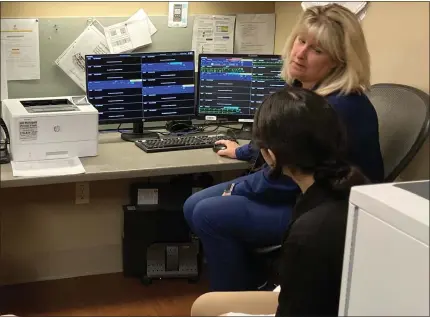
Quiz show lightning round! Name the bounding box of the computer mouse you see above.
[213,144,227,153]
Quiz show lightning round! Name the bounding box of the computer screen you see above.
[197,54,285,121]
[85,51,195,124]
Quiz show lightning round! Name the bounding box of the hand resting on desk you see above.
[214,140,240,159]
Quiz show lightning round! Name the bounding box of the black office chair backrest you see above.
[365,83,430,182]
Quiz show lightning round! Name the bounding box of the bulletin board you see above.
[7,16,196,99]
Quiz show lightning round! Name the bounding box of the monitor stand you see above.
[226,123,253,140]
[120,121,159,142]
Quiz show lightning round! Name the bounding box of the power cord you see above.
[0,118,11,164]
[98,120,241,138]
[161,120,230,137]
[164,120,204,135]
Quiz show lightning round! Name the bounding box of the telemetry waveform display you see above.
[86,51,195,122]
[200,67,247,73]
[87,79,142,90]
[198,55,285,118]
[200,72,252,81]
[142,61,194,73]
[199,105,241,114]
[142,84,194,95]
[202,58,253,68]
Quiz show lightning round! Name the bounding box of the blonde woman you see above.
[184,4,384,292]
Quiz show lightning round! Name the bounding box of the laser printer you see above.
[1,96,99,162]
[339,180,429,316]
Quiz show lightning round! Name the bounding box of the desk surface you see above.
[0,133,249,188]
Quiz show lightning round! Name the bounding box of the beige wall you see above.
[275,2,429,181]
[0,1,275,17]
[0,1,272,285]
[0,171,244,285]
[0,180,130,285]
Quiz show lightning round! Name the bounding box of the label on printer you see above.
[19,120,38,141]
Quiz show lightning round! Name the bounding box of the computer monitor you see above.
[197,54,285,139]
[85,51,195,141]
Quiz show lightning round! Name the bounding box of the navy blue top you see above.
[232,90,384,202]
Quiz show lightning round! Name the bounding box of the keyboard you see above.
[135,134,238,153]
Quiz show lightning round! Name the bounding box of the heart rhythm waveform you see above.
[201,67,247,73]
[200,106,241,114]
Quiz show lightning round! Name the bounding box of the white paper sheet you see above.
[55,21,109,91]
[168,2,189,28]
[1,41,8,100]
[192,15,236,65]
[127,8,157,36]
[234,14,275,54]
[11,157,86,177]
[301,2,368,20]
[357,8,367,21]
[0,18,40,80]
[137,188,159,205]
[105,19,152,54]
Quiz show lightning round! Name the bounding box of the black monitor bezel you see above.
[196,53,283,122]
[85,51,196,125]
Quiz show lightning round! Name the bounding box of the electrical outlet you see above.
[75,182,90,204]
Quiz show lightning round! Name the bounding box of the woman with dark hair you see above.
[191,86,369,317]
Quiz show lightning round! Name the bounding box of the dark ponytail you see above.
[314,160,370,193]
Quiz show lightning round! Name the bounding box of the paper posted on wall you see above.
[128,8,157,36]
[104,19,152,54]
[1,42,8,100]
[55,20,109,91]
[104,8,155,54]
[168,2,189,28]
[192,15,236,64]
[0,18,41,80]
[234,14,275,54]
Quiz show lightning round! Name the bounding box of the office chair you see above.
[365,83,430,181]
[252,83,430,286]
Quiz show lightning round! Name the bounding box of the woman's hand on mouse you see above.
[214,140,239,158]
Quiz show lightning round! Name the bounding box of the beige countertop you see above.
[0,132,249,188]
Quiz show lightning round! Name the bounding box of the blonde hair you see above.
[281,4,371,96]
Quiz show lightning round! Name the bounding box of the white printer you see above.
[339,180,429,316]
[1,96,99,162]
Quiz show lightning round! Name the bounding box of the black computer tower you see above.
[122,174,211,284]
[122,204,199,281]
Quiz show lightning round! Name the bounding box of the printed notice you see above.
[1,41,8,100]
[168,2,189,28]
[19,120,38,141]
[0,18,41,80]
[137,188,159,205]
[104,19,152,54]
[55,20,110,91]
[234,14,276,54]
[128,9,157,36]
[191,15,236,65]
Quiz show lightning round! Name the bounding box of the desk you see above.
[0,132,249,188]
[0,132,249,285]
